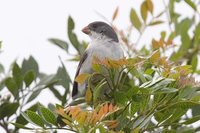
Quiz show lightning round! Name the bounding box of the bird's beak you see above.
[82,26,90,35]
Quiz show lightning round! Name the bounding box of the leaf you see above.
[49,86,62,101]
[149,20,164,26]
[68,16,82,54]
[56,59,71,89]
[112,7,119,21]
[48,38,69,52]
[85,87,92,104]
[182,115,200,124]
[130,8,142,31]
[22,56,39,76]
[24,70,35,87]
[24,110,44,128]
[27,89,43,103]
[0,102,19,119]
[141,1,148,22]
[191,54,198,71]
[149,50,160,63]
[12,62,23,89]
[194,23,200,46]
[40,106,57,126]
[16,104,38,125]
[11,123,32,130]
[75,73,91,84]
[168,101,200,110]
[184,0,197,11]
[5,77,18,97]
[147,0,153,13]
[0,63,4,73]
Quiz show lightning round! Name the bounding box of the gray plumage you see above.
[72,21,123,99]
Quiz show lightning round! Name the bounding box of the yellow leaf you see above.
[130,8,142,31]
[92,63,101,72]
[62,118,73,127]
[141,1,148,22]
[132,127,140,133]
[112,7,119,21]
[147,0,153,14]
[76,112,87,125]
[85,88,92,104]
[150,50,160,63]
[75,73,91,84]
[152,39,160,49]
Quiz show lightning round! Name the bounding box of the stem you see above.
[0,120,11,133]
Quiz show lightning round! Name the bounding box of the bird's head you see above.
[82,21,119,42]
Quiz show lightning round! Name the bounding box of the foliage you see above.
[0,55,71,132]
[1,0,200,133]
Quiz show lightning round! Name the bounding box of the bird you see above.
[72,21,124,99]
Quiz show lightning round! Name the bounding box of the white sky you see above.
[0,0,196,132]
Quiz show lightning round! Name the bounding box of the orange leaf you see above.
[103,103,109,114]
[108,103,114,112]
[105,120,119,129]
[68,106,81,119]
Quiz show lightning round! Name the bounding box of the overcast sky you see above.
[0,0,195,132]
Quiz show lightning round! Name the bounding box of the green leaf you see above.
[93,80,107,104]
[191,54,198,72]
[194,23,200,46]
[48,38,69,52]
[168,101,200,110]
[49,86,62,101]
[24,110,44,128]
[68,16,82,54]
[130,8,142,31]
[5,77,18,97]
[0,63,4,73]
[182,115,200,124]
[56,59,71,90]
[11,123,32,130]
[114,91,128,105]
[16,104,38,126]
[184,0,197,11]
[149,20,164,26]
[12,62,23,89]
[22,56,39,76]
[155,88,178,94]
[0,102,19,119]
[39,106,57,126]
[27,89,43,103]
[192,105,200,116]
[24,70,35,87]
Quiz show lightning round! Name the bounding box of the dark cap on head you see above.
[82,21,119,42]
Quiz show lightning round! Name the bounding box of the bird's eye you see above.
[92,24,97,28]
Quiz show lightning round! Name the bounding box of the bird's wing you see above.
[72,52,88,97]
